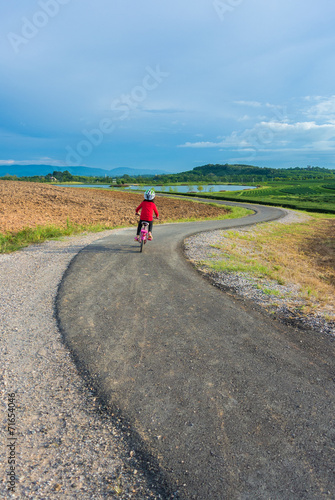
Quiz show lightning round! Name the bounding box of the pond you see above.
[55,183,256,193]
[127,184,255,193]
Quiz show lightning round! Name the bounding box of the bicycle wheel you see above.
[140,237,144,252]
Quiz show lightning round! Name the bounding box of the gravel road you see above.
[1,229,160,499]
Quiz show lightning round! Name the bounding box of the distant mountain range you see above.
[0,165,168,178]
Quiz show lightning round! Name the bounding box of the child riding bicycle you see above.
[135,189,159,241]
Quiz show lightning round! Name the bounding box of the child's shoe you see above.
[134,236,139,241]
[148,232,153,240]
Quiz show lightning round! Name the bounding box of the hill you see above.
[151,164,335,183]
[0,165,167,178]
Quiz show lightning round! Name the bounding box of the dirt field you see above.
[0,181,230,233]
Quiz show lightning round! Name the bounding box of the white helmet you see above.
[144,189,155,200]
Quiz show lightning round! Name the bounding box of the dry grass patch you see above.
[208,217,335,318]
[300,219,335,287]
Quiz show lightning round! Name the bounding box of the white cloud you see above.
[179,141,218,149]
[0,158,68,166]
[261,120,335,133]
[234,100,262,107]
[305,95,335,122]
[0,160,15,165]
[179,120,335,152]
[238,115,251,121]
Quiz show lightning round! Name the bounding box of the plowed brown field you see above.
[0,181,229,233]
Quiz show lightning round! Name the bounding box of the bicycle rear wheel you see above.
[140,237,144,252]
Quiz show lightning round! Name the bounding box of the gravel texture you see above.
[184,209,335,337]
[1,229,162,499]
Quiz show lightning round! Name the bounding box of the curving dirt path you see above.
[57,202,335,500]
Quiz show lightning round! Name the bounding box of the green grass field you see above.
[175,180,335,213]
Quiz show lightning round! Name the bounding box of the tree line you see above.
[1,164,334,185]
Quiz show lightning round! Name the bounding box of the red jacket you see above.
[136,200,159,221]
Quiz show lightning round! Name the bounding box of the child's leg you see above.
[148,221,153,240]
[136,220,142,235]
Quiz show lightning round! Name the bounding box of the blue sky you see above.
[1,0,335,173]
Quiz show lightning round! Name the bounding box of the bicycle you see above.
[136,214,157,252]
[139,220,149,252]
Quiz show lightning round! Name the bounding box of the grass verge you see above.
[203,213,335,318]
[0,220,115,253]
[163,204,252,223]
